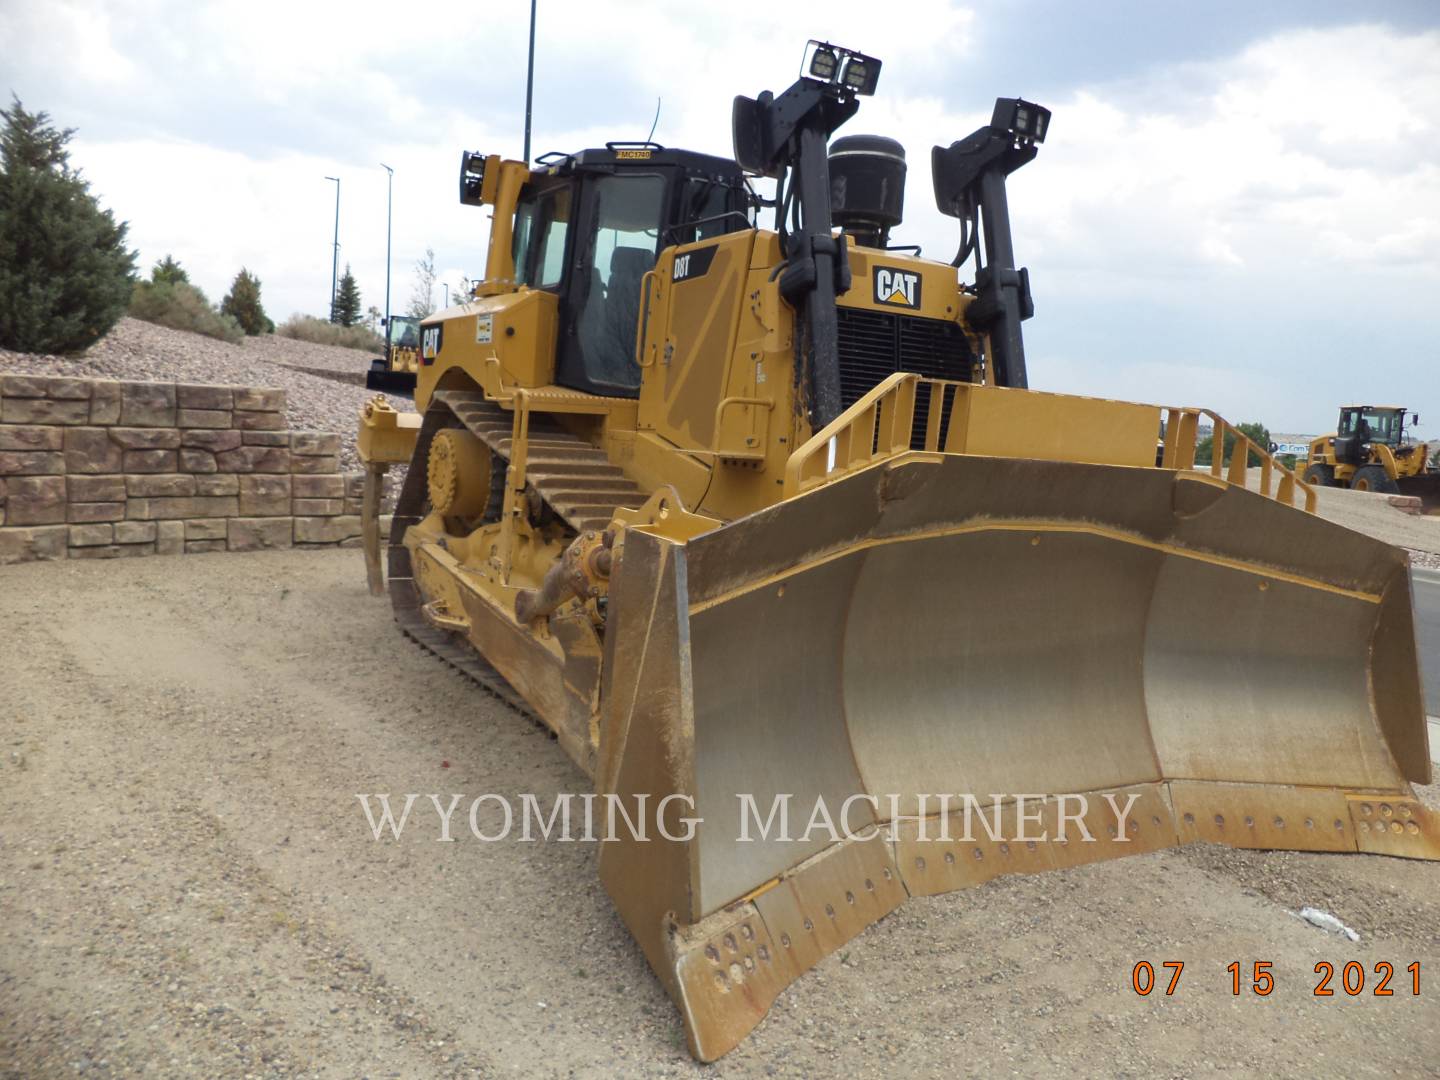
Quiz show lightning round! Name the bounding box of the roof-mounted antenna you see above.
[646,97,662,144]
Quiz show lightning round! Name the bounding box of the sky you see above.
[2,0,1437,434]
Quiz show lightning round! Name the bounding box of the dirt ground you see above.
[2,550,1438,1079]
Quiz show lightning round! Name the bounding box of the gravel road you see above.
[2,550,1438,1078]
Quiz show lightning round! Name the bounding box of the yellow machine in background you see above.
[365,315,421,393]
[358,42,1435,1061]
[1304,404,1439,510]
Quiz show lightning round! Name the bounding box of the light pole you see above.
[443,282,450,307]
[324,175,340,322]
[380,163,394,337]
[523,0,536,162]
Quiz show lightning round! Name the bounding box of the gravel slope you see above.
[0,319,410,472]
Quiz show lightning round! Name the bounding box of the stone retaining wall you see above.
[0,375,383,565]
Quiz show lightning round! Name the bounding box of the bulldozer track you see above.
[385,388,645,728]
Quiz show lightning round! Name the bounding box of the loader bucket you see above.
[596,452,1436,1060]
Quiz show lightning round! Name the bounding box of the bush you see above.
[0,97,137,354]
[129,279,244,344]
[150,254,189,285]
[276,314,382,351]
[1195,421,1271,467]
[221,267,273,335]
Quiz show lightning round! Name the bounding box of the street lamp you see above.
[324,175,340,321]
[443,282,450,307]
[380,163,394,338]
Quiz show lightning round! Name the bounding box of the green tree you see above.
[150,254,189,285]
[220,267,272,335]
[407,246,436,318]
[333,263,361,327]
[0,97,137,354]
[1195,421,1271,467]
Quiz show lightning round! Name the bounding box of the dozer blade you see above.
[596,451,1435,1061]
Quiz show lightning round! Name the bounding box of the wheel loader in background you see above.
[357,41,1436,1061]
[364,314,421,393]
[1303,405,1440,511]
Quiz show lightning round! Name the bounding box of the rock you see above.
[6,476,67,525]
[0,374,91,398]
[185,519,228,540]
[216,446,290,473]
[63,428,125,474]
[293,498,344,515]
[0,524,69,564]
[144,495,240,520]
[69,523,115,546]
[176,383,234,410]
[89,381,122,424]
[233,387,285,411]
[181,429,242,452]
[177,408,231,428]
[293,474,346,499]
[0,425,65,451]
[67,475,126,501]
[156,520,185,555]
[123,449,179,473]
[293,515,362,543]
[115,520,158,543]
[185,539,228,553]
[238,474,291,516]
[292,454,340,474]
[233,409,285,431]
[227,517,293,551]
[2,397,90,425]
[179,448,218,473]
[195,474,239,496]
[119,382,177,426]
[293,432,342,456]
[108,427,181,450]
[68,502,125,523]
[242,431,289,447]
[127,474,197,498]
[0,450,65,476]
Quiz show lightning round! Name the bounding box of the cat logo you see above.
[421,324,443,363]
[873,267,921,309]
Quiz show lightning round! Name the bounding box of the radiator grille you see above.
[834,306,974,447]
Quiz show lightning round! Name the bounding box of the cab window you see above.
[512,185,572,289]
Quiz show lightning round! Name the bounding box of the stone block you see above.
[177,408,231,428]
[181,429,242,451]
[195,474,239,496]
[179,448,217,473]
[69,543,153,559]
[337,536,364,549]
[291,454,339,474]
[108,427,181,450]
[343,498,362,515]
[2,397,90,425]
[125,498,150,520]
[63,427,124,473]
[228,517,293,551]
[115,520,157,543]
[239,474,290,516]
[242,431,290,447]
[126,473,197,498]
[293,498,344,516]
[69,522,114,546]
[292,474,346,499]
[0,374,91,398]
[233,387,285,411]
[233,409,285,432]
[293,514,362,543]
[156,520,185,555]
[0,524,69,564]
[343,472,365,499]
[6,475,67,525]
[119,382,177,426]
[123,449,178,473]
[185,539,228,554]
[0,450,65,476]
[217,446,290,473]
[176,383,234,410]
[185,519,228,540]
[90,381,121,424]
[146,495,239,520]
[292,432,342,456]
[67,502,125,523]
[0,425,64,451]
[67,475,126,501]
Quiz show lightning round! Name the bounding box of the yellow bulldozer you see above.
[357,42,1435,1061]
[1302,404,1440,511]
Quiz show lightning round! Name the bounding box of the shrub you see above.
[0,97,137,354]
[276,314,382,351]
[150,254,189,285]
[221,267,273,335]
[1195,421,1271,467]
[129,279,244,344]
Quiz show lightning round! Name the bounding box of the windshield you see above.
[388,317,420,348]
[1340,408,1402,445]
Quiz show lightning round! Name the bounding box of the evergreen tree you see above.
[0,97,137,354]
[333,263,361,327]
[150,254,189,286]
[220,267,272,335]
